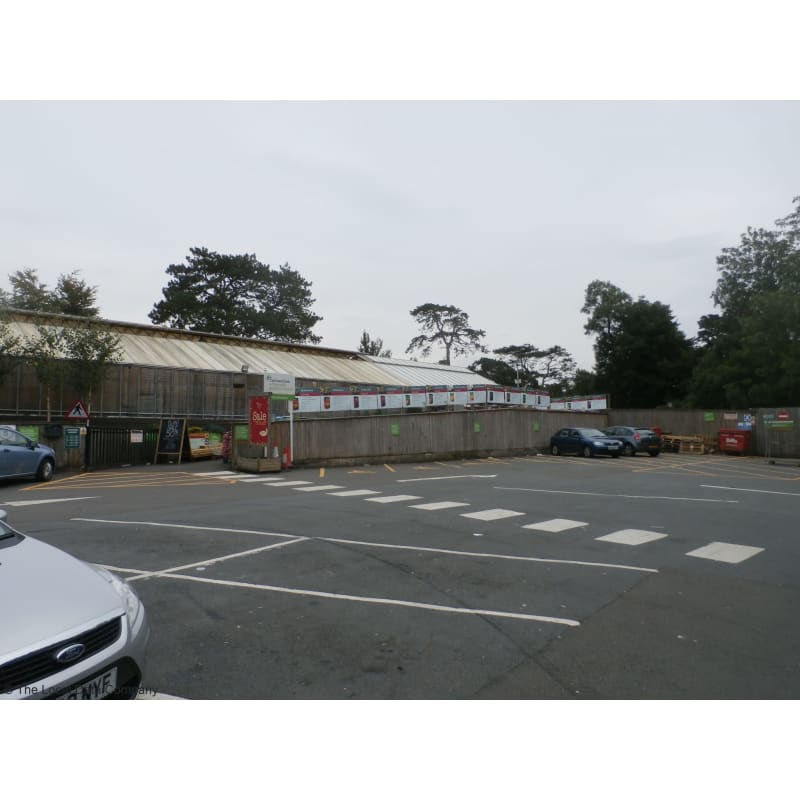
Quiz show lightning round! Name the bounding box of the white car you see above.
[0,511,149,699]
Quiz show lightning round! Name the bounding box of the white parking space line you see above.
[522,519,588,533]
[155,571,582,627]
[0,497,98,507]
[686,542,765,564]
[460,508,526,521]
[595,529,669,546]
[397,475,496,483]
[496,486,739,503]
[265,481,312,487]
[293,485,345,492]
[409,501,470,511]
[236,476,286,483]
[701,484,800,497]
[125,537,307,582]
[202,470,240,476]
[328,489,382,497]
[72,518,298,539]
[365,495,424,504]
[322,536,658,573]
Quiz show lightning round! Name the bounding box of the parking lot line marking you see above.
[409,501,471,510]
[126,537,308,581]
[155,572,582,627]
[71,518,298,539]
[236,476,286,483]
[460,509,526,521]
[398,475,496,483]
[203,470,241,476]
[495,486,739,503]
[384,464,396,473]
[595,529,669,546]
[293,485,345,492]
[94,564,151,575]
[365,495,424,503]
[265,481,312,487]
[328,489,381,497]
[522,519,588,533]
[322,537,659,574]
[0,496,98,506]
[685,541,765,564]
[700,484,800,497]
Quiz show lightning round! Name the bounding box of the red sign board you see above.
[778,410,790,420]
[249,396,269,444]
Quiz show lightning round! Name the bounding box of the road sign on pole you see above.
[65,399,90,420]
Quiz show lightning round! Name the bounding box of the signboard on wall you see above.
[264,373,295,400]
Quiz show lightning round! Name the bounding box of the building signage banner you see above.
[264,373,295,400]
[250,396,270,444]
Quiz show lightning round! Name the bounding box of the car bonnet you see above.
[0,535,123,660]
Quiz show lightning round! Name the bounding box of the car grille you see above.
[0,616,123,694]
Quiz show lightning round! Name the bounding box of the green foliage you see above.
[0,312,23,386]
[689,195,800,407]
[149,247,322,343]
[63,323,123,407]
[406,303,486,365]
[582,282,694,407]
[358,330,392,358]
[4,268,99,316]
[467,357,517,386]
[491,343,577,394]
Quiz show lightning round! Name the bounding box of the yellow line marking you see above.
[413,465,438,471]
[348,469,375,474]
[384,464,396,473]
[320,467,326,478]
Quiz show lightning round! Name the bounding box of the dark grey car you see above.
[603,426,662,457]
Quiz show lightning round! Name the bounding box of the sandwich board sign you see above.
[65,399,90,421]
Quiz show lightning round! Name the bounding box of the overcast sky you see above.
[1,100,798,370]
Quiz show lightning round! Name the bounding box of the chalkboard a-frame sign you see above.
[155,418,187,464]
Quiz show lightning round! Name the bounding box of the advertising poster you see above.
[249,396,269,444]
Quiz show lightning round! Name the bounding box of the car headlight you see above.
[91,565,143,626]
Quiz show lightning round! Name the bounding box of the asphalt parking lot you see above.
[4,450,800,699]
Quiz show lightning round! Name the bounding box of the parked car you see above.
[603,426,662,457]
[0,510,149,699]
[550,427,623,458]
[0,426,56,482]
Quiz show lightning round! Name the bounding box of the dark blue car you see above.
[549,427,622,458]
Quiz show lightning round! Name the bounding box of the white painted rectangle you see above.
[685,542,764,563]
[595,529,668,546]
[293,485,345,492]
[237,476,286,483]
[328,489,382,497]
[523,518,588,533]
[460,509,526,521]
[266,480,312,487]
[410,501,470,511]
[365,495,423,503]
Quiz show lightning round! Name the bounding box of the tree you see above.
[4,268,100,316]
[358,330,392,358]
[406,304,486,365]
[62,322,123,413]
[149,247,322,343]
[467,356,517,386]
[490,343,577,393]
[53,271,100,317]
[582,281,693,407]
[689,195,800,407]
[22,326,71,421]
[8,268,54,311]
[0,312,23,386]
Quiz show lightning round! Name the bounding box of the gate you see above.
[87,427,159,468]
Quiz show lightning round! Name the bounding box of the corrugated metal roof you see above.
[7,312,488,388]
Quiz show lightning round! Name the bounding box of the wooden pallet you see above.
[678,440,705,454]
[662,434,705,454]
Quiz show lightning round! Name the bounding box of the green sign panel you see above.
[18,425,39,443]
[64,427,81,449]
[704,412,716,422]
[390,423,400,436]
[533,421,541,432]
[234,424,249,441]
[766,420,794,430]
[473,422,481,433]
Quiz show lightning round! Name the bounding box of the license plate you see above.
[58,667,117,700]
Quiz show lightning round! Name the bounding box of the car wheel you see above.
[36,458,55,482]
[623,443,635,457]
[582,445,594,458]
[551,444,560,456]
[648,451,660,457]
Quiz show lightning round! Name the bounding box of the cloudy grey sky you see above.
[1,101,798,370]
